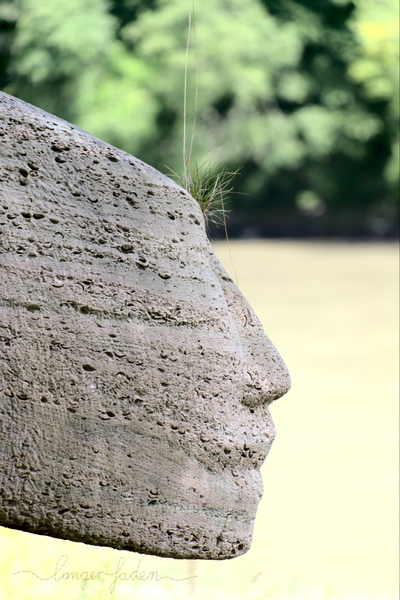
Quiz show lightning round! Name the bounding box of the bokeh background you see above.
[0,0,399,237]
[0,1,399,599]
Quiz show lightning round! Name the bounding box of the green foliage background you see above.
[0,0,398,235]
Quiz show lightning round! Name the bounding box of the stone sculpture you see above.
[0,91,290,559]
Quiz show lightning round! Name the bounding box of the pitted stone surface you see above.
[0,91,290,559]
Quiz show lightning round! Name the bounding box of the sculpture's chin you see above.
[5,493,259,560]
[117,469,265,560]
[61,470,263,560]
[89,494,260,560]
[1,406,264,559]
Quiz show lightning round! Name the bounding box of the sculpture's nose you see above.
[241,344,291,408]
[209,249,291,409]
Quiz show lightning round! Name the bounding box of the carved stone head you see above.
[0,92,290,559]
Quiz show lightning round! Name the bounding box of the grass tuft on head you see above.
[165,4,240,230]
[168,161,240,228]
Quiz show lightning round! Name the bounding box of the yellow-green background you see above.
[1,241,398,600]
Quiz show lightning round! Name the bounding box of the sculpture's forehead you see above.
[0,91,204,238]
[0,91,240,337]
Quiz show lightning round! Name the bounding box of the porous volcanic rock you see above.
[0,92,290,559]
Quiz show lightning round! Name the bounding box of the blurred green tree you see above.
[0,0,159,152]
[349,0,399,217]
[0,0,398,234]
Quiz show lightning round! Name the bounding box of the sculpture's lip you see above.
[201,425,275,470]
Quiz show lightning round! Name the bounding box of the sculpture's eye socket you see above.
[214,271,262,334]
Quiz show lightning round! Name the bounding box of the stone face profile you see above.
[0,91,290,559]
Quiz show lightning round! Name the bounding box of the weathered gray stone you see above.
[0,91,290,559]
